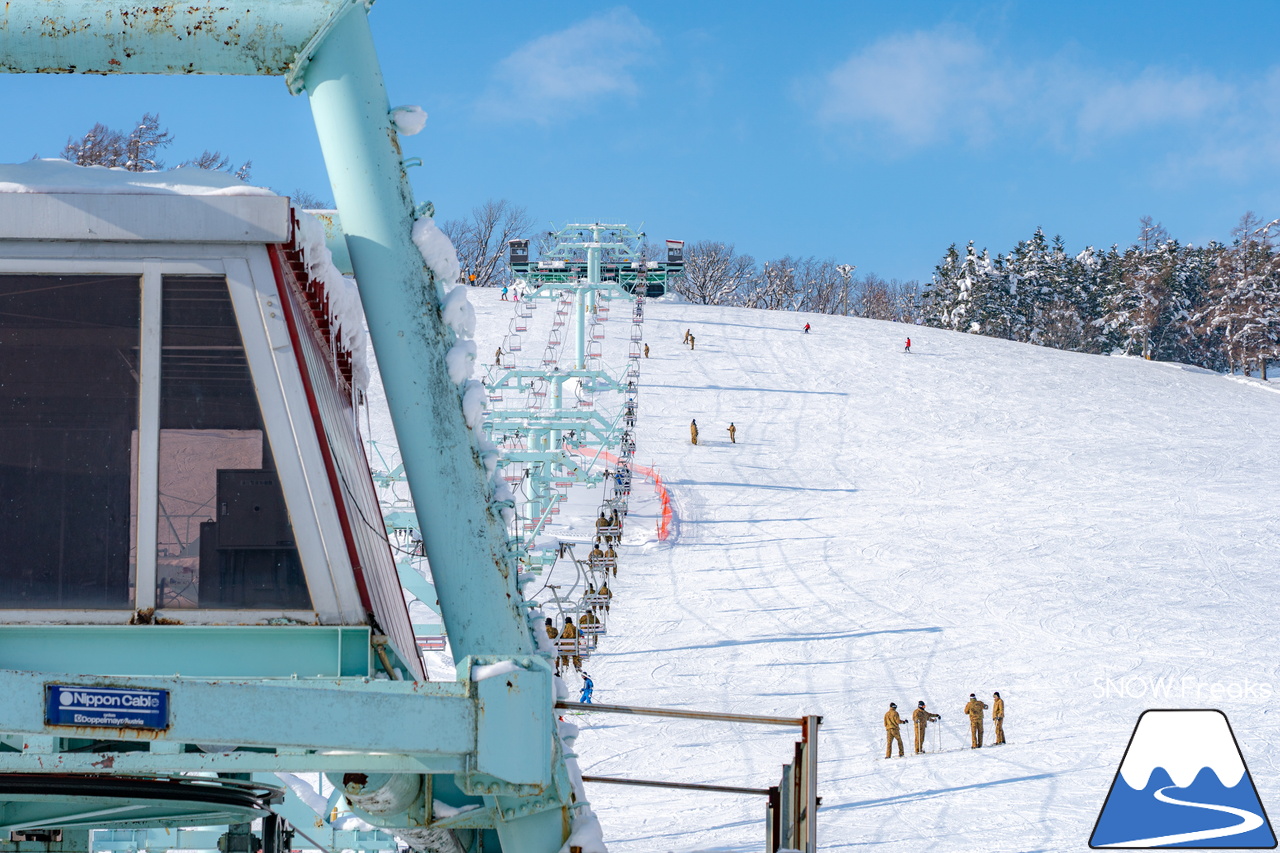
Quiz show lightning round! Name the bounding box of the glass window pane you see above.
[157,276,310,610]
[0,274,140,608]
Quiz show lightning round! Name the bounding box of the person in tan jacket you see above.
[884,703,908,758]
[727,423,736,443]
[911,701,941,754]
[559,617,581,673]
[690,419,699,445]
[964,693,989,748]
[992,692,1005,745]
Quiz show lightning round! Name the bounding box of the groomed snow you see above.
[368,287,1280,851]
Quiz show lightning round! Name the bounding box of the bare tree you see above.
[62,122,127,169]
[64,113,174,172]
[62,113,255,183]
[180,150,252,182]
[442,199,534,288]
[744,257,799,311]
[288,188,332,209]
[676,241,757,305]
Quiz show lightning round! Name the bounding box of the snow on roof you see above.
[0,158,276,196]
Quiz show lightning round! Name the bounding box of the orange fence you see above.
[568,446,672,541]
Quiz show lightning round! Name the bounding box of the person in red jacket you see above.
[803,323,810,334]
[904,337,912,353]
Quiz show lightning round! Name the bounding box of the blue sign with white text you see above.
[45,684,170,731]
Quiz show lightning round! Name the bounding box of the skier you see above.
[501,285,509,301]
[912,701,941,754]
[598,580,612,613]
[904,337,912,353]
[727,422,736,444]
[690,419,699,445]
[992,692,1005,745]
[964,693,988,748]
[560,617,581,673]
[644,343,650,358]
[579,609,600,649]
[604,543,618,576]
[579,672,594,704]
[683,329,691,345]
[494,346,503,366]
[689,334,696,350]
[588,540,605,571]
[545,618,561,675]
[803,323,810,334]
[595,512,610,539]
[884,703,908,758]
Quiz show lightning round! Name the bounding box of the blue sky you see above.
[2,1,1279,281]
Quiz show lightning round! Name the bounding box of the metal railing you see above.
[556,700,821,852]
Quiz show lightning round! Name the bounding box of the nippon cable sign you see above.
[45,684,170,731]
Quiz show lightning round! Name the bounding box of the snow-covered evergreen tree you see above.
[1198,214,1280,377]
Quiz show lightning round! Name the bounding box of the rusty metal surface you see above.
[0,1,352,78]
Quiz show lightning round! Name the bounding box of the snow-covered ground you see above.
[378,286,1280,851]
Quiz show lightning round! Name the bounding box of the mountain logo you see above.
[1090,709,1276,848]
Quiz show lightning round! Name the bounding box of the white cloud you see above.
[816,29,1011,148]
[1075,69,1234,140]
[813,27,1280,178]
[479,8,658,122]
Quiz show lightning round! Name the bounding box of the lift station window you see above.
[0,272,310,611]
[0,274,141,608]
[156,276,309,610]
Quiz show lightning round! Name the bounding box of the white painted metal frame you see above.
[0,243,365,626]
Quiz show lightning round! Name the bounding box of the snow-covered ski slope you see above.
[378,287,1280,851]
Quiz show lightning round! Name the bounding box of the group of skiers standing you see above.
[691,417,742,445]
[883,692,1005,758]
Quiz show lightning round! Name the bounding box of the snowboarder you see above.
[690,419,699,445]
[992,692,1005,745]
[904,337,912,353]
[494,347,503,366]
[579,672,594,704]
[644,343,650,358]
[727,423,736,444]
[803,323,810,334]
[501,285,509,301]
[964,693,988,748]
[912,701,941,754]
[884,703,908,758]
[683,329,691,345]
